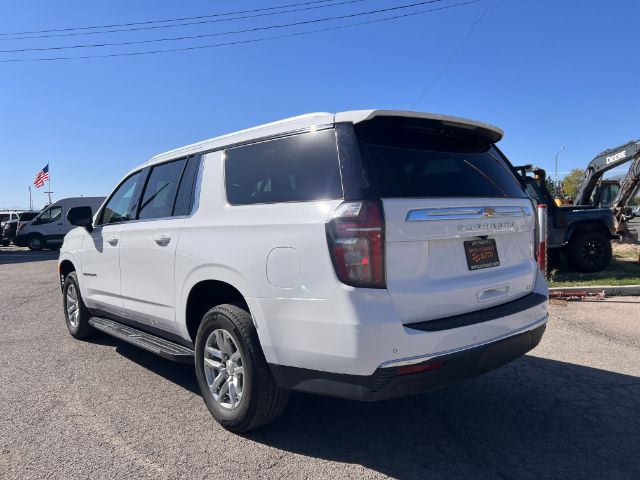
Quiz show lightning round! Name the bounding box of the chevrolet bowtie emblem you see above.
[483,207,497,217]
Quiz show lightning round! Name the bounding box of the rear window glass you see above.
[173,156,200,216]
[225,129,343,205]
[138,158,187,220]
[356,117,527,198]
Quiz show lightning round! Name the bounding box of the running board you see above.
[89,317,194,363]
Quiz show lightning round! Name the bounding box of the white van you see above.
[16,197,105,250]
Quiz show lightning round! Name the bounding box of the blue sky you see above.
[1,0,639,209]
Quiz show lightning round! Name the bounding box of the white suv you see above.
[59,110,548,432]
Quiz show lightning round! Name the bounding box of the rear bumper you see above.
[270,320,546,401]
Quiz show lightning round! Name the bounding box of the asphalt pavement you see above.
[1,247,639,480]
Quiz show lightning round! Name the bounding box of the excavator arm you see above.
[610,154,640,222]
[573,140,640,206]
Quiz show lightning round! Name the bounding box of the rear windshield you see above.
[356,117,527,198]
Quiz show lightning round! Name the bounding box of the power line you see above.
[0,0,369,42]
[410,0,492,108]
[0,0,355,37]
[0,0,449,53]
[0,1,478,63]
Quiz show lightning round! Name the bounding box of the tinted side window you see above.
[225,129,343,205]
[138,159,187,220]
[101,171,143,225]
[173,156,200,216]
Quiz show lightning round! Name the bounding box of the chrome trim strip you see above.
[405,205,532,222]
[378,316,547,369]
[206,124,334,159]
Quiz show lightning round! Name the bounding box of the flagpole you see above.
[48,161,51,205]
[43,162,52,206]
[29,186,32,210]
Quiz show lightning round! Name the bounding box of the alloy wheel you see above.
[66,284,80,328]
[203,329,244,409]
[581,239,603,266]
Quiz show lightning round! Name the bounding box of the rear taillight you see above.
[326,201,385,288]
[532,201,538,260]
[536,204,548,273]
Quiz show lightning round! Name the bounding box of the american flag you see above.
[34,164,49,188]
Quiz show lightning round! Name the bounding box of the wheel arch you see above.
[180,266,262,344]
[565,221,611,244]
[58,256,77,291]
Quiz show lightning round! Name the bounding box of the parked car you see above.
[0,210,21,231]
[1,211,26,246]
[1,211,40,246]
[59,110,549,432]
[1,220,17,246]
[16,210,39,229]
[16,197,105,250]
[633,206,640,217]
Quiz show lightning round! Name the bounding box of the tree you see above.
[545,178,557,196]
[562,168,584,197]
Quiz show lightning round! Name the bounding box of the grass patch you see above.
[548,243,640,287]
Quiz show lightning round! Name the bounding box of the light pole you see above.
[554,146,565,182]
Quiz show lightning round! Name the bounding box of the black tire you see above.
[28,234,44,251]
[194,303,289,432]
[0,240,9,247]
[566,231,612,273]
[62,272,95,339]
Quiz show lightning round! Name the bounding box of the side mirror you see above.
[67,206,94,232]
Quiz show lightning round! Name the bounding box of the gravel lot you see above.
[1,248,639,480]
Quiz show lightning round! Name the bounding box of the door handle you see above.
[153,234,171,247]
[106,237,119,246]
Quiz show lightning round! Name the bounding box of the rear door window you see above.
[138,158,187,220]
[356,117,527,199]
[225,129,343,205]
[172,156,200,216]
